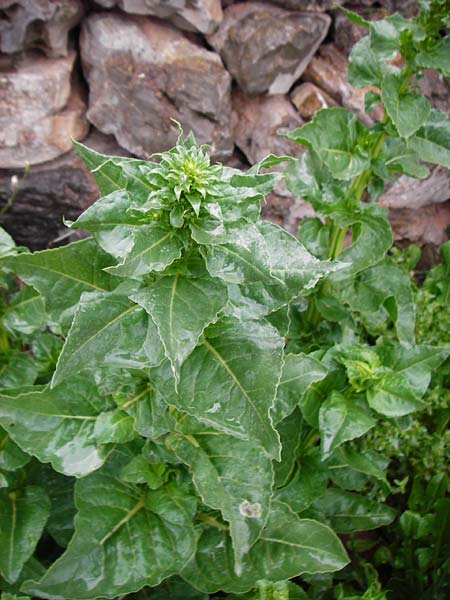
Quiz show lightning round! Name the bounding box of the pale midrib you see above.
[100,496,145,545]
[115,231,173,268]
[260,536,341,558]
[8,492,17,576]
[14,263,107,291]
[202,340,271,439]
[168,274,180,355]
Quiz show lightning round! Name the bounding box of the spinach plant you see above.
[0,1,449,598]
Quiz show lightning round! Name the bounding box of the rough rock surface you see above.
[0,50,89,169]
[81,12,233,161]
[0,130,129,250]
[264,0,342,9]
[0,0,84,57]
[290,82,337,120]
[303,44,384,126]
[380,167,450,210]
[389,203,450,246]
[208,2,330,95]
[93,0,222,34]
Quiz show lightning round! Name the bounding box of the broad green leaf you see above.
[127,577,208,600]
[2,239,117,331]
[337,6,369,28]
[0,428,30,471]
[131,273,227,379]
[73,141,128,195]
[381,73,430,138]
[70,190,143,232]
[380,138,429,179]
[120,456,169,489]
[52,292,151,387]
[2,287,47,336]
[326,446,388,491]
[367,342,450,416]
[273,353,328,425]
[105,224,185,279]
[348,36,384,88]
[416,35,450,78]
[273,409,303,488]
[182,501,348,594]
[408,109,450,168]
[168,430,273,574]
[331,204,392,280]
[312,489,395,533]
[172,319,283,459]
[23,453,197,599]
[369,14,425,60]
[319,391,375,458]
[0,486,50,583]
[0,353,38,390]
[276,454,328,513]
[202,224,276,285]
[340,262,416,344]
[285,109,370,180]
[0,377,109,477]
[0,228,16,259]
[94,409,137,444]
[27,463,75,548]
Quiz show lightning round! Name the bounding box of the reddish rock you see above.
[389,203,450,246]
[379,167,450,211]
[208,2,330,95]
[0,0,84,57]
[264,0,342,9]
[290,82,337,120]
[333,6,387,56]
[80,12,233,161]
[0,130,131,250]
[303,43,384,126]
[93,0,222,34]
[0,50,89,168]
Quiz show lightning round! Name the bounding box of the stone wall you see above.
[1,0,449,250]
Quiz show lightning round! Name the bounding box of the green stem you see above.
[0,321,9,352]
[196,513,229,531]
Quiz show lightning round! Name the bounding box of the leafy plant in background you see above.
[0,1,449,599]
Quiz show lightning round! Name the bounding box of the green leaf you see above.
[319,391,375,458]
[0,428,30,472]
[167,430,273,574]
[312,489,395,533]
[285,109,370,180]
[367,342,450,416]
[416,35,450,78]
[23,453,197,599]
[273,353,328,425]
[0,228,16,259]
[0,353,38,391]
[408,109,450,168]
[331,204,393,280]
[0,377,109,477]
[0,486,50,583]
[337,6,369,28]
[73,141,128,195]
[381,73,431,138]
[171,319,283,459]
[348,36,385,88]
[70,190,144,232]
[120,456,168,490]
[94,409,137,444]
[273,409,303,488]
[327,446,388,487]
[2,287,47,337]
[52,292,151,387]
[182,501,348,594]
[340,262,416,344]
[131,273,227,379]
[2,239,117,331]
[105,224,185,279]
[276,454,328,513]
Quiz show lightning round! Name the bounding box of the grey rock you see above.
[0,130,130,251]
[208,2,330,95]
[0,0,84,57]
[263,0,342,9]
[81,12,233,161]
[93,0,222,34]
[0,50,89,169]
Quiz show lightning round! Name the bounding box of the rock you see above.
[389,203,450,246]
[0,0,84,57]
[81,12,233,161]
[303,43,383,126]
[263,0,342,9]
[231,90,303,163]
[334,6,387,56]
[0,51,89,169]
[0,130,131,251]
[93,0,222,34]
[417,70,450,115]
[379,167,450,210]
[208,2,330,95]
[290,82,337,120]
